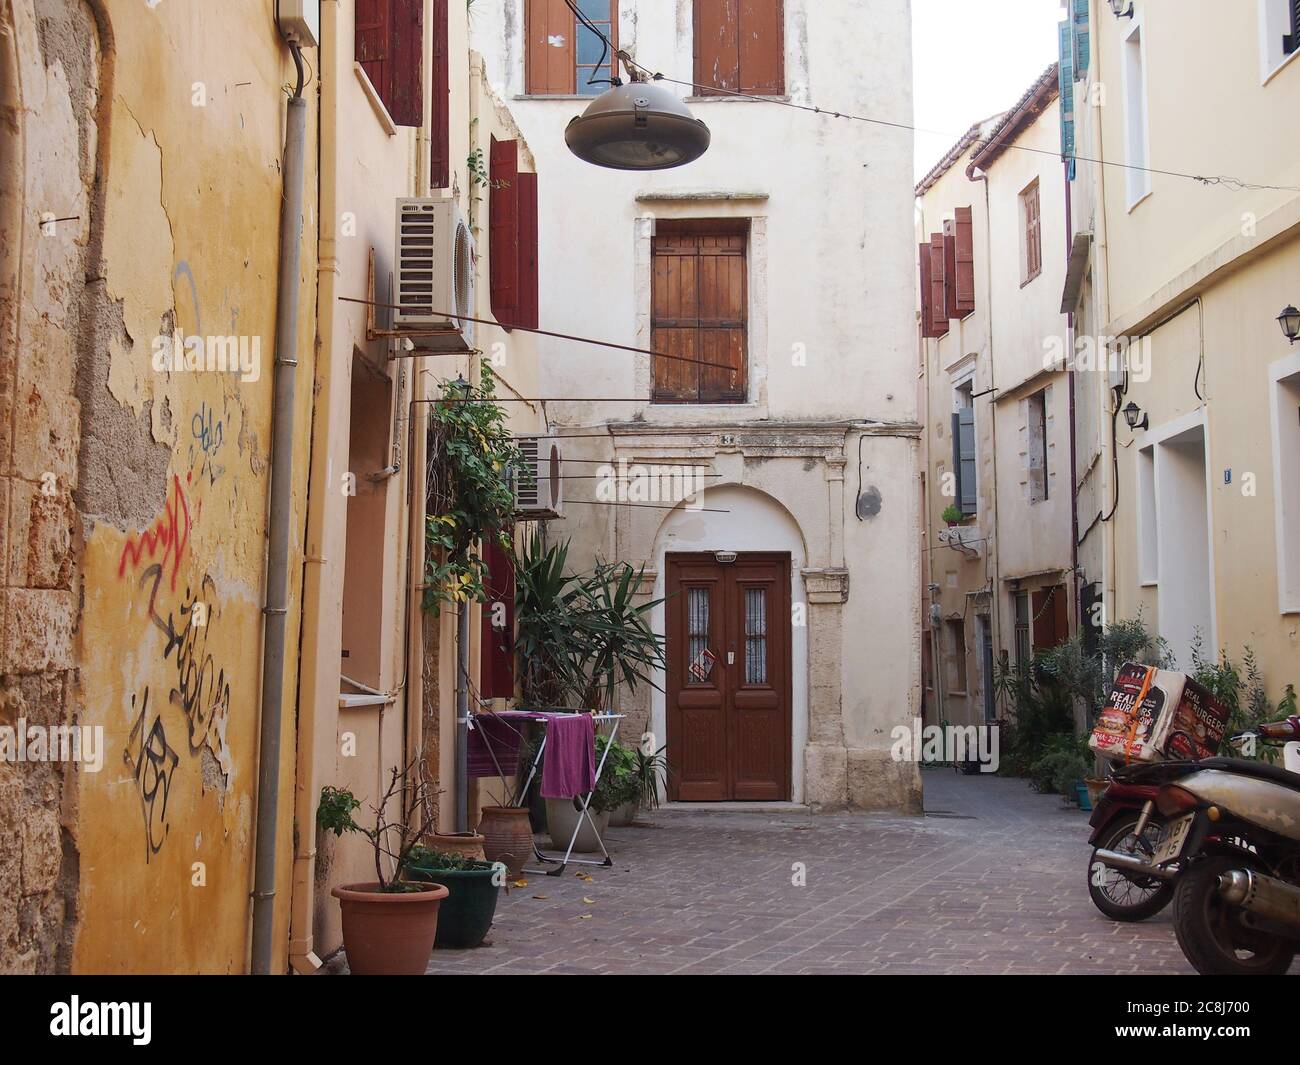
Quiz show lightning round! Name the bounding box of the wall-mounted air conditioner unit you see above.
[394,198,475,352]
[513,436,563,520]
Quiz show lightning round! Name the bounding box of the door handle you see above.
[727,651,735,665]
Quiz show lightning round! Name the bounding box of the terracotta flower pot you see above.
[422,831,487,861]
[332,881,449,976]
[477,806,534,876]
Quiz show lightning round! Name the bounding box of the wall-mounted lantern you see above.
[1277,304,1300,345]
[1108,0,1135,18]
[1123,401,1149,431]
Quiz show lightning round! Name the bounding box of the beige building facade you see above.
[917,69,1075,729]
[1067,0,1300,693]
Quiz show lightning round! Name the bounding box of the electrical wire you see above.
[572,18,1299,195]
[563,0,618,91]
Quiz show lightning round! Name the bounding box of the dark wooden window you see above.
[952,403,976,516]
[1032,585,1070,651]
[652,220,748,404]
[695,0,785,95]
[355,0,424,127]
[516,172,539,330]
[479,535,516,699]
[946,619,967,693]
[431,0,450,187]
[526,0,619,95]
[929,234,949,336]
[489,138,520,327]
[919,242,942,340]
[1021,179,1042,285]
[954,206,975,315]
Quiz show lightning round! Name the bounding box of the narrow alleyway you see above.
[411,770,1274,976]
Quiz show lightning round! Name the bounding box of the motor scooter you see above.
[1099,716,1300,974]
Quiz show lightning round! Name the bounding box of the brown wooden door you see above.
[665,553,791,801]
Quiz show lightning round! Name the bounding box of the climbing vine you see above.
[423,365,522,615]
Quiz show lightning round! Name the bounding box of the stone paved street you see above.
[420,768,1298,975]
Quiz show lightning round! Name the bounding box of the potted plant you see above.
[316,763,449,976]
[405,846,503,949]
[544,733,628,850]
[941,504,965,527]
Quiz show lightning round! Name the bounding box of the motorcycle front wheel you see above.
[1173,854,1297,975]
[1088,814,1173,921]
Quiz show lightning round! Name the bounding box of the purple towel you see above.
[541,713,596,799]
[467,712,530,779]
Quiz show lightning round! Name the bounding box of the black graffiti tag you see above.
[124,688,179,862]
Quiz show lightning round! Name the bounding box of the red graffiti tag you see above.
[118,474,192,591]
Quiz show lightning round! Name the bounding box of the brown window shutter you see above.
[355,0,390,99]
[527,0,576,94]
[653,221,748,403]
[387,0,424,127]
[431,0,450,187]
[516,172,539,330]
[942,221,959,321]
[919,242,936,339]
[479,535,516,700]
[954,206,975,314]
[1023,181,1042,282]
[489,138,520,327]
[929,234,949,337]
[738,0,785,93]
[695,0,741,95]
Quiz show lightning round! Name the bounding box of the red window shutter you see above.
[695,0,741,94]
[942,221,959,321]
[954,206,975,314]
[516,172,539,331]
[738,1,785,93]
[431,0,450,187]
[387,0,424,127]
[355,0,390,98]
[919,242,935,339]
[480,536,516,700]
[527,0,576,94]
[929,234,949,337]
[489,138,520,326]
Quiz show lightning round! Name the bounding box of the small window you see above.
[355,0,425,127]
[1027,388,1049,504]
[946,619,968,693]
[1019,179,1042,285]
[526,0,619,95]
[651,219,748,404]
[1122,21,1151,205]
[952,381,977,516]
[695,0,785,95]
[1260,0,1300,77]
[1013,591,1031,665]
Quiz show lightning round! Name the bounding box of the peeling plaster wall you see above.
[1,0,318,973]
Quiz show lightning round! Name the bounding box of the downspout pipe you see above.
[251,51,307,976]
[455,601,470,832]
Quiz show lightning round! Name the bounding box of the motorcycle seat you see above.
[1198,756,1300,790]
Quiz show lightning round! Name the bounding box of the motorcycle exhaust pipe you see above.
[1094,848,1177,880]
[1218,869,1300,932]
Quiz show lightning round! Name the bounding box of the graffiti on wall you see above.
[124,687,179,861]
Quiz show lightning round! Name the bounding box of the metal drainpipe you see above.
[455,601,470,831]
[251,61,307,976]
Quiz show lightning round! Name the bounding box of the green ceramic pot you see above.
[405,862,500,949]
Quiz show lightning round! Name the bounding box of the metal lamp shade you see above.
[566,82,711,171]
[1278,304,1300,343]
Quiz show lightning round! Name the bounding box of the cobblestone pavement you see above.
[421,769,1295,975]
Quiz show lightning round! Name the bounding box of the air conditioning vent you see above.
[394,198,475,352]
[513,436,563,519]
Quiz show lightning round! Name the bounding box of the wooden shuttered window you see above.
[516,172,540,330]
[942,221,960,321]
[952,408,976,516]
[489,138,520,327]
[954,206,975,315]
[928,234,949,337]
[1022,180,1042,284]
[356,0,424,127]
[919,242,943,340]
[695,0,785,96]
[489,144,539,331]
[479,535,516,700]
[431,0,450,187]
[527,0,619,95]
[652,220,748,404]
[1031,585,1070,651]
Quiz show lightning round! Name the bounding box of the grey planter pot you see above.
[545,797,610,853]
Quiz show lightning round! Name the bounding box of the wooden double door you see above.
[665,553,791,801]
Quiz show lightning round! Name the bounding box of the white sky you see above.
[912,0,1064,180]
